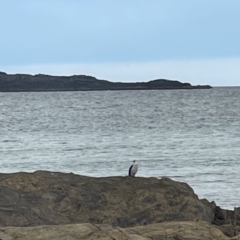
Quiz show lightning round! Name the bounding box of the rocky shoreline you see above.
[0,71,212,92]
[0,221,233,240]
[0,171,239,239]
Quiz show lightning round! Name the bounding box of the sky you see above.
[0,1,240,86]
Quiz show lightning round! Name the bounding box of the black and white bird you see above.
[128,160,138,176]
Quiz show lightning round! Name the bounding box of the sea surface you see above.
[1,87,240,210]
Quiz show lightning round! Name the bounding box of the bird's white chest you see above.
[131,163,138,176]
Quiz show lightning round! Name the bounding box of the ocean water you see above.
[1,88,240,210]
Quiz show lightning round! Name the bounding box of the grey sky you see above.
[1,1,240,86]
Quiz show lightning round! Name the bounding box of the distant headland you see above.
[0,71,212,92]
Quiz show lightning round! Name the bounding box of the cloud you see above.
[1,58,240,86]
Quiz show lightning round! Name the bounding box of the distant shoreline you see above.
[0,71,212,92]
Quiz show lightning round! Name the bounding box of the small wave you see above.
[64,148,83,151]
[2,139,19,143]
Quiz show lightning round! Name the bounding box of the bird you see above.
[128,160,138,176]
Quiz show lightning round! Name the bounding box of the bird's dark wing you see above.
[129,165,133,176]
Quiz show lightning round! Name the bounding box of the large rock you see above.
[0,221,232,240]
[0,171,214,228]
[3,171,240,237]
